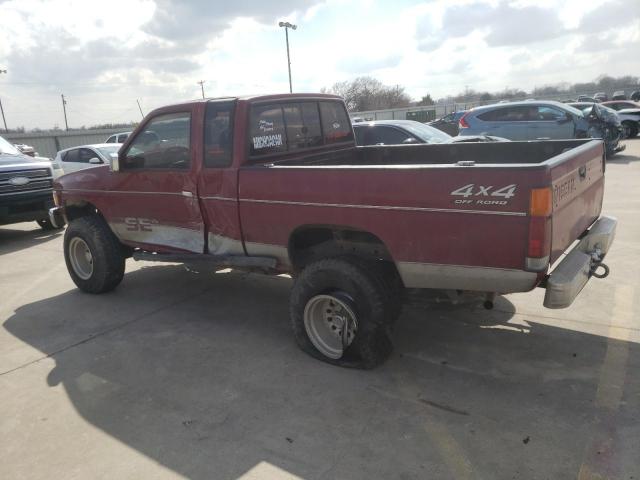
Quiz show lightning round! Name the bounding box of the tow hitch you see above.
[589,249,610,279]
[543,216,616,309]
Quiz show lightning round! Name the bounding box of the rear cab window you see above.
[249,99,353,158]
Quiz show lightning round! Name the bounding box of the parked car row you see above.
[0,136,62,230]
[574,90,640,103]
[442,100,638,155]
[352,119,507,146]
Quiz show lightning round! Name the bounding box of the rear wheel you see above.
[290,257,397,369]
[64,216,125,293]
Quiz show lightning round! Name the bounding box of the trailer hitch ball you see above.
[592,263,610,279]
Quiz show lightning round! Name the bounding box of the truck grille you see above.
[0,168,53,195]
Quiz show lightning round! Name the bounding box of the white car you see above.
[55,143,122,174]
[105,131,132,143]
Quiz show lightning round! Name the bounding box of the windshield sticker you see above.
[259,120,274,133]
[253,134,283,149]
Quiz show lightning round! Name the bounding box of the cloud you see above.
[579,0,640,31]
[143,0,322,44]
[7,32,201,91]
[337,54,402,74]
[440,2,567,47]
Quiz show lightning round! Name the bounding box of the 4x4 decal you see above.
[450,183,517,206]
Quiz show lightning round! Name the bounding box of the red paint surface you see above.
[54,95,607,277]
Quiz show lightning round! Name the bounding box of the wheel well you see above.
[288,226,398,273]
[64,201,102,222]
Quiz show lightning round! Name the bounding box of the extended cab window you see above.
[283,103,322,150]
[250,105,287,156]
[204,101,235,167]
[123,112,191,170]
[319,101,354,144]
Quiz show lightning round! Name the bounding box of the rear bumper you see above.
[543,215,617,309]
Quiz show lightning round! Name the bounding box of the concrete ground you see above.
[1,139,639,480]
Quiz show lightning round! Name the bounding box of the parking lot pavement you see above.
[1,139,639,480]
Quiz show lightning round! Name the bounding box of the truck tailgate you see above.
[549,141,605,263]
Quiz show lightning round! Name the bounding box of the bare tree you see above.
[323,76,411,111]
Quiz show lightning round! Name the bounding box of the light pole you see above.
[0,69,7,132]
[278,21,297,93]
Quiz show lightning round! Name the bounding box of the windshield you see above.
[0,136,21,155]
[96,145,121,158]
[401,122,452,143]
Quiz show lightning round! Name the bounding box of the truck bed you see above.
[274,139,594,167]
[239,139,605,293]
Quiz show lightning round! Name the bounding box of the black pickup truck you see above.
[0,136,60,230]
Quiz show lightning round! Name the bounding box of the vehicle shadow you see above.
[608,153,640,164]
[3,265,638,480]
[0,224,63,256]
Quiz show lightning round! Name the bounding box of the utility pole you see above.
[0,98,7,132]
[197,80,206,99]
[136,99,144,119]
[61,94,69,131]
[0,69,7,132]
[278,21,297,93]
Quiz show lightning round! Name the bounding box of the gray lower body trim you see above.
[244,241,291,267]
[110,222,204,253]
[397,262,538,293]
[208,233,245,255]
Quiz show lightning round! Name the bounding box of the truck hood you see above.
[0,152,52,170]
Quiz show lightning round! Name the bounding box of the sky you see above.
[0,0,638,129]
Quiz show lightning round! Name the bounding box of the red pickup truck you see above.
[50,93,616,368]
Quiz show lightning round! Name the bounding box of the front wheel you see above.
[36,218,63,231]
[289,258,396,369]
[64,216,125,293]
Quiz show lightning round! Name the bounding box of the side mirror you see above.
[110,153,120,172]
[402,137,419,144]
[89,157,102,164]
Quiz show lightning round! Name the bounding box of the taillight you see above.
[526,187,552,271]
[458,112,470,129]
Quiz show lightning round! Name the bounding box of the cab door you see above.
[104,107,206,253]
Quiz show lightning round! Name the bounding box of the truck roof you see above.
[152,93,344,111]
